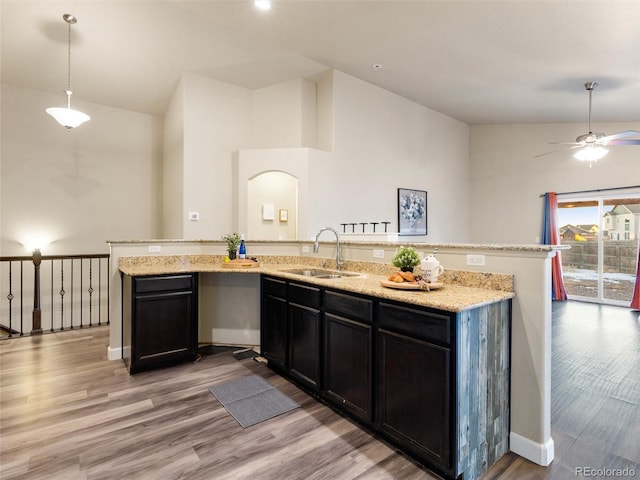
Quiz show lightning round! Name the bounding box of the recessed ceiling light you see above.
[372,64,383,70]
[255,1,272,11]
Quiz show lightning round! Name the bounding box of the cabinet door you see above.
[133,290,196,371]
[378,328,452,469]
[324,313,372,423]
[261,294,288,369]
[289,303,321,390]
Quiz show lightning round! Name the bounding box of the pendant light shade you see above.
[46,90,90,129]
[46,14,90,130]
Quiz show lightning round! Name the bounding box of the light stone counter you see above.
[119,254,514,313]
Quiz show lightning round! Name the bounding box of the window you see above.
[557,193,640,306]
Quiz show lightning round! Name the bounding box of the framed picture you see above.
[278,209,288,222]
[398,188,427,235]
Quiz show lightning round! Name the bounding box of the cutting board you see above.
[221,259,260,268]
[380,280,443,291]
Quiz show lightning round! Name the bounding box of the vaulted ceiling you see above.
[2,0,639,125]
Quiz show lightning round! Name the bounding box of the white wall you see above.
[182,73,252,240]
[470,122,640,245]
[307,70,471,243]
[315,70,334,152]
[161,77,185,239]
[250,78,317,148]
[168,70,471,243]
[1,84,162,256]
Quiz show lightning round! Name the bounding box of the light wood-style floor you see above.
[1,301,639,480]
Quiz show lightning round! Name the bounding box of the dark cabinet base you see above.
[378,328,451,469]
[123,273,198,374]
[289,302,321,389]
[260,275,510,480]
[324,313,372,423]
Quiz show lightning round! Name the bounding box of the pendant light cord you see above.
[67,20,72,92]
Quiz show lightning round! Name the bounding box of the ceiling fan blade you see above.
[599,130,640,142]
[534,145,583,158]
[606,139,640,145]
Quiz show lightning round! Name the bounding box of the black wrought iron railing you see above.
[0,253,110,338]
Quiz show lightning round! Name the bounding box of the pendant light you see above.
[46,14,90,130]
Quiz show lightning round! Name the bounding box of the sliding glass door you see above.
[557,193,639,306]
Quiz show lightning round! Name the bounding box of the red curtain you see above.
[542,192,567,301]
[631,228,640,310]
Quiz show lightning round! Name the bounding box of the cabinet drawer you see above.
[289,282,321,309]
[262,276,287,298]
[378,302,452,345]
[325,290,372,324]
[135,274,194,294]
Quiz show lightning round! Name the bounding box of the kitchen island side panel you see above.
[456,300,511,479]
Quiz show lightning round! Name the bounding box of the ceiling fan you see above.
[536,82,640,163]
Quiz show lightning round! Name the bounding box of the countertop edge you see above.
[108,238,569,252]
[119,261,515,313]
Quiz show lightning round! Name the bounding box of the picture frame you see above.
[398,188,427,235]
[278,209,288,222]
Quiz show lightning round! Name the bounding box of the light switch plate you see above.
[188,211,199,221]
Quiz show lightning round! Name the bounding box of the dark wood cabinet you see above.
[122,273,198,374]
[261,277,288,369]
[259,276,510,480]
[288,283,322,390]
[288,303,321,389]
[377,301,454,471]
[378,328,452,468]
[323,290,373,423]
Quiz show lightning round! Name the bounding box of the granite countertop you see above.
[119,255,515,313]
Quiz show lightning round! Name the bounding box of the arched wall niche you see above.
[232,148,311,240]
[247,171,298,240]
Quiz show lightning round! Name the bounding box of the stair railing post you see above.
[31,249,42,334]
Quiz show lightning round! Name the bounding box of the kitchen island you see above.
[119,253,513,479]
[110,239,565,472]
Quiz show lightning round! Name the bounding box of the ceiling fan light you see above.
[574,145,608,162]
[254,1,271,10]
[46,107,91,130]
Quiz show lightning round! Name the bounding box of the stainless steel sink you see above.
[283,268,360,279]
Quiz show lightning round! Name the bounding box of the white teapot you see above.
[421,255,444,282]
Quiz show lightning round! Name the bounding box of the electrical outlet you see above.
[467,254,485,266]
[373,249,385,259]
[302,245,310,253]
[148,245,161,253]
[188,211,199,221]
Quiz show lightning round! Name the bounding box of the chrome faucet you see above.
[313,227,343,270]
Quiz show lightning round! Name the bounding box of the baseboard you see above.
[510,432,554,466]
[107,345,123,361]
